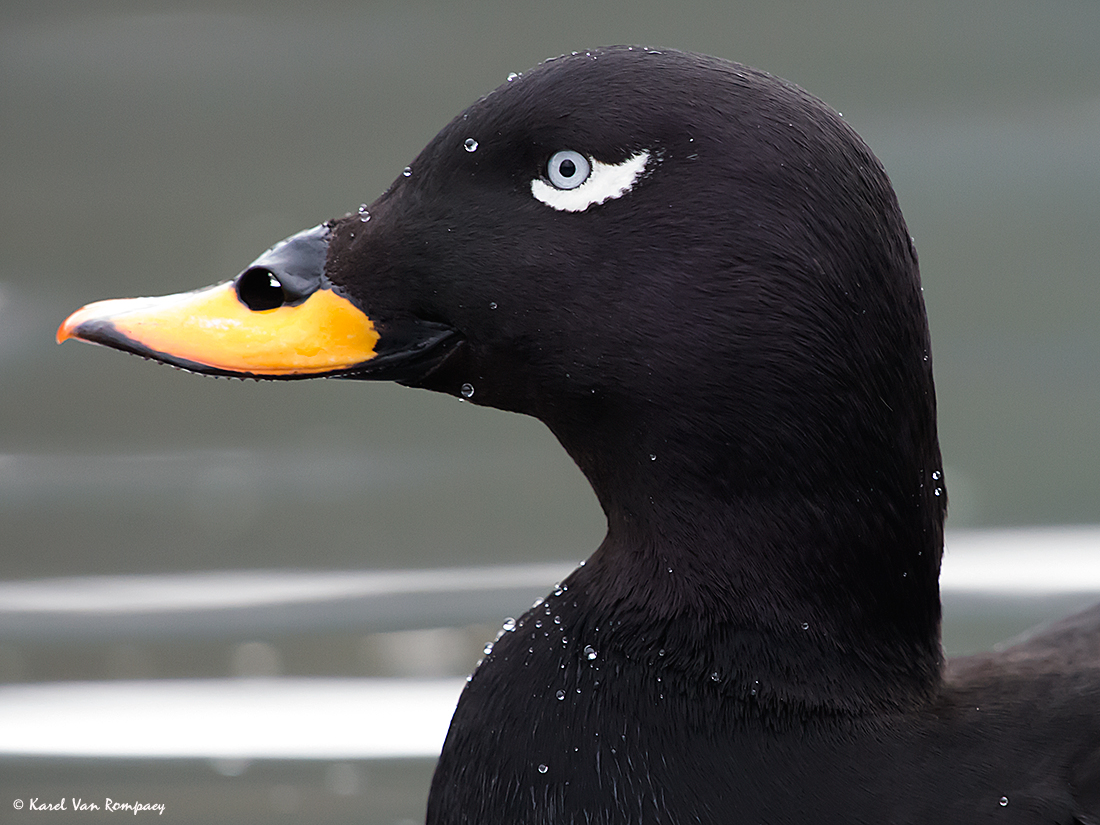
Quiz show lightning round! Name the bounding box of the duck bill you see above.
[56,280,387,378]
[56,223,458,381]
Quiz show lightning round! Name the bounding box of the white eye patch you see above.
[531,150,650,212]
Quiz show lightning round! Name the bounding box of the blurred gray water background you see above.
[2,1,1100,823]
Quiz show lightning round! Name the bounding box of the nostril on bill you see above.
[235,267,286,311]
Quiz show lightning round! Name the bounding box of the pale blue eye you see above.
[547,150,591,190]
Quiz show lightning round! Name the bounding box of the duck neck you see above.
[553,411,946,715]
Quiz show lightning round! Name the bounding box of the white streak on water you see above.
[0,563,577,614]
[0,677,465,759]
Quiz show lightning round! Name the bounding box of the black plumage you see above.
[61,47,1100,823]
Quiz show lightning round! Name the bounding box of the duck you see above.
[58,47,1100,823]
